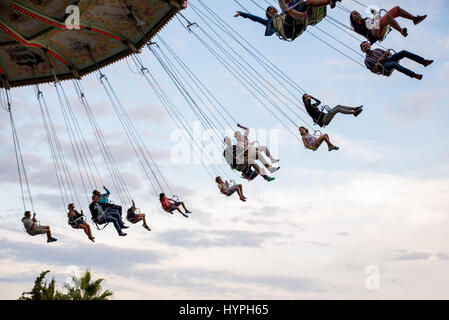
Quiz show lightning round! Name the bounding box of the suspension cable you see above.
[72,79,130,206]
[4,89,35,213]
[131,53,226,181]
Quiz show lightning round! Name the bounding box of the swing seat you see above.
[289,6,327,40]
[306,6,327,27]
[68,215,85,229]
[92,217,109,231]
[221,180,237,197]
[313,105,331,128]
[376,49,397,77]
[241,166,258,181]
[376,9,393,42]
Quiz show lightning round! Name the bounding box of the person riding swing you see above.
[89,194,128,236]
[67,203,95,242]
[223,136,275,182]
[126,200,151,231]
[302,94,363,127]
[234,0,341,41]
[215,176,247,202]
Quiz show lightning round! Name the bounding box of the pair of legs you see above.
[382,50,431,78]
[321,105,362,125]
[375,6,426,39]
[313,134,338,151]
[129,214,151,231]
[76,222,94,242]
[241,149,279,174]
[35,225,55,242]
[101,203,122,217]
[168,202,191,217]
[228,183,246,201]
[254,146,279,163]
[288,0,341,20]
[101,211,127,236]
[234,184,245,200]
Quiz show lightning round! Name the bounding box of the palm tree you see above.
[19,270,67,300]
[64,269,113,300]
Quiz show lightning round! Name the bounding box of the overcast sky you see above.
[1,0,448,299]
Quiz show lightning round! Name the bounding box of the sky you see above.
[0,0,449,299]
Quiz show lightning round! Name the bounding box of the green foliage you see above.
[19,270,68,300]
[64,270,113,300]
[19,269,113,300]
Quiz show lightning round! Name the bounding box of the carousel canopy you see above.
[0,0,186,88]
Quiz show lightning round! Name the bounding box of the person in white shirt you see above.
[21,211,57,243]
[215,176,247,202]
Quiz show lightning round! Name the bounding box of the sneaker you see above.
[143,225,151,231]
[240,197,246,202]
[271,159,279,163]
[401,28,408,37]
[182,213,189,218]
[185,210,192,214]
[413,74,423,80]
[413,15,427,25]
[330,0,341,9]
[119,232,127,236]
[423,60,434,67]
[329,145,340,152]
[122,225,129,229]
[89,237,95,243]
[354,108,363,117]
[263,176,276,182]
[47,237,58,243]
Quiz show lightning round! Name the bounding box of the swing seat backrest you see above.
[376,49,396,77]
[307,6,327,27]
[313,105,330,128]
[92,218,109,231]
[376,9,392,42]
[220,180,236,197]
[279,6,327,41]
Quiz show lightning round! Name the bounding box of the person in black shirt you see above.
[302,94,363,128]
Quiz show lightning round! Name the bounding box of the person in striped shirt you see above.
[360,41,433,80]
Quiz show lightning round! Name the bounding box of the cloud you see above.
[389,250,433,261]
[251,206,283,217]
[301,241,332,247]
[0,237,164,272]
[125,267,327,295]
[127,103,168,123]
[436,253,449,261]
[382,86,449,127]
[336,232,349,237]
[156,228,282,248]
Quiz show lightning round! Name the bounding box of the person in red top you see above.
[159,193,191,218]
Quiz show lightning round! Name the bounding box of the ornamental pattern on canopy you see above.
[0,0,186,88]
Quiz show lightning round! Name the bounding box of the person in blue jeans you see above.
[93,186,122,218]
[361,41,433,79]
[89,194,128,236]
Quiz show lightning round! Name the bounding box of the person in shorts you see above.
[21,211,57,243]
[126,200,151,231]
[215,176,247,202]
[159,193,191,218]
